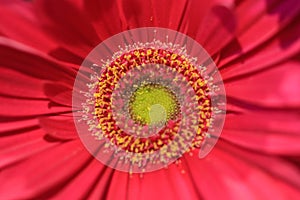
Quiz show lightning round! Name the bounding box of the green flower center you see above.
[129,84,180,126]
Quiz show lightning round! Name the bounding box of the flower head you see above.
[0,0,300,199]
[73,27,226,173]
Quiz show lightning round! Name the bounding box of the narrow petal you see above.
[0,38,75,82]
[150,0,189,29]
[225,61,300,107]
[236,0,299,52]
[84,0,125,39]
[224,107,300,134]
[219,140,300,189]
[194,5,237,56]
[222,110,300,155]
[0,118,38,133]
[106,171,130,199]
[0,140,90,199]
[34,0,100,48]
[39,116,78,140]
[84,168,115,199]
[124,165,199,200]
[183,150,245,199]
[220,0,300,64]
[51,159,108,199]
[220,20,300,81]
[43,82,73,107]
[0,96,71,117]
[119,0,156,28]
[0,128,58,168]
[0,1,57,52]
[0,67,47,98]
[222,129,300,155]
[184,145,300,199]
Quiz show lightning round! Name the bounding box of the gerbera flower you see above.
[1,0,300,199]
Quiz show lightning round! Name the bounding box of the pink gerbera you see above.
[1,0,300,199]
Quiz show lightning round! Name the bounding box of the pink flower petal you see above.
[224,109,300,135]
[105,171,129,199]
[39,116,78,140]
[222,129,300,155]
[195,5,236,56]
[0,118,38,133]
[0,1,57,52]
[150,0,189,29]
[119,0,156,28]
[83,0,124,40]
[236,0,300,52]
[0,96,71,117]
[43,82,73,107]
[220,20,300,81]
[124,164,199,199]
[0,67,46,99]
[225,61,300,107]
[82,167,115,199]
[52,159,109,199]
[219,141,300,188]
[33,0,100,58]
[0,38,76,82]
[184,145,300,199]
[220,0,300,64]
[183,149,247,199]
[0,140,90,199]
[0,128,58,168]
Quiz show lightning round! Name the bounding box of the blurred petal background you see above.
[0,0,300,199]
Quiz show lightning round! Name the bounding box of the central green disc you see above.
[129,84,180,125]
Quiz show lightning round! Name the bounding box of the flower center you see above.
[93,48,210,152]
[129,83,180,126]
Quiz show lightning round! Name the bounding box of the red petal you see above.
[0,67,46,98]
[81,167,115,199]
[222,110,300,155]
[119,0,156,28]
[220,19,300,81]
[195,5,236,56]
[220,0,300,69]
[0,128,57,168]
[224,109,300,134]
[234,0,300,56]
[219,140,300,189]
[151,0,188,30]
[105,171,129,199]
[83,0,125,40]
[0,38,76,82]
[183,149,242,199]
[0,118,38,133]
[33,0,100,59]
[222,129,300,155]
[128,164,199,200]
[225,61,300,107]
[0,96,71,117]
[0,1,56,52]
[184,145,300,199]
[0,140,89,199]
[53,159,108,199]
[39,116,78,140]
[43,82,73,107]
